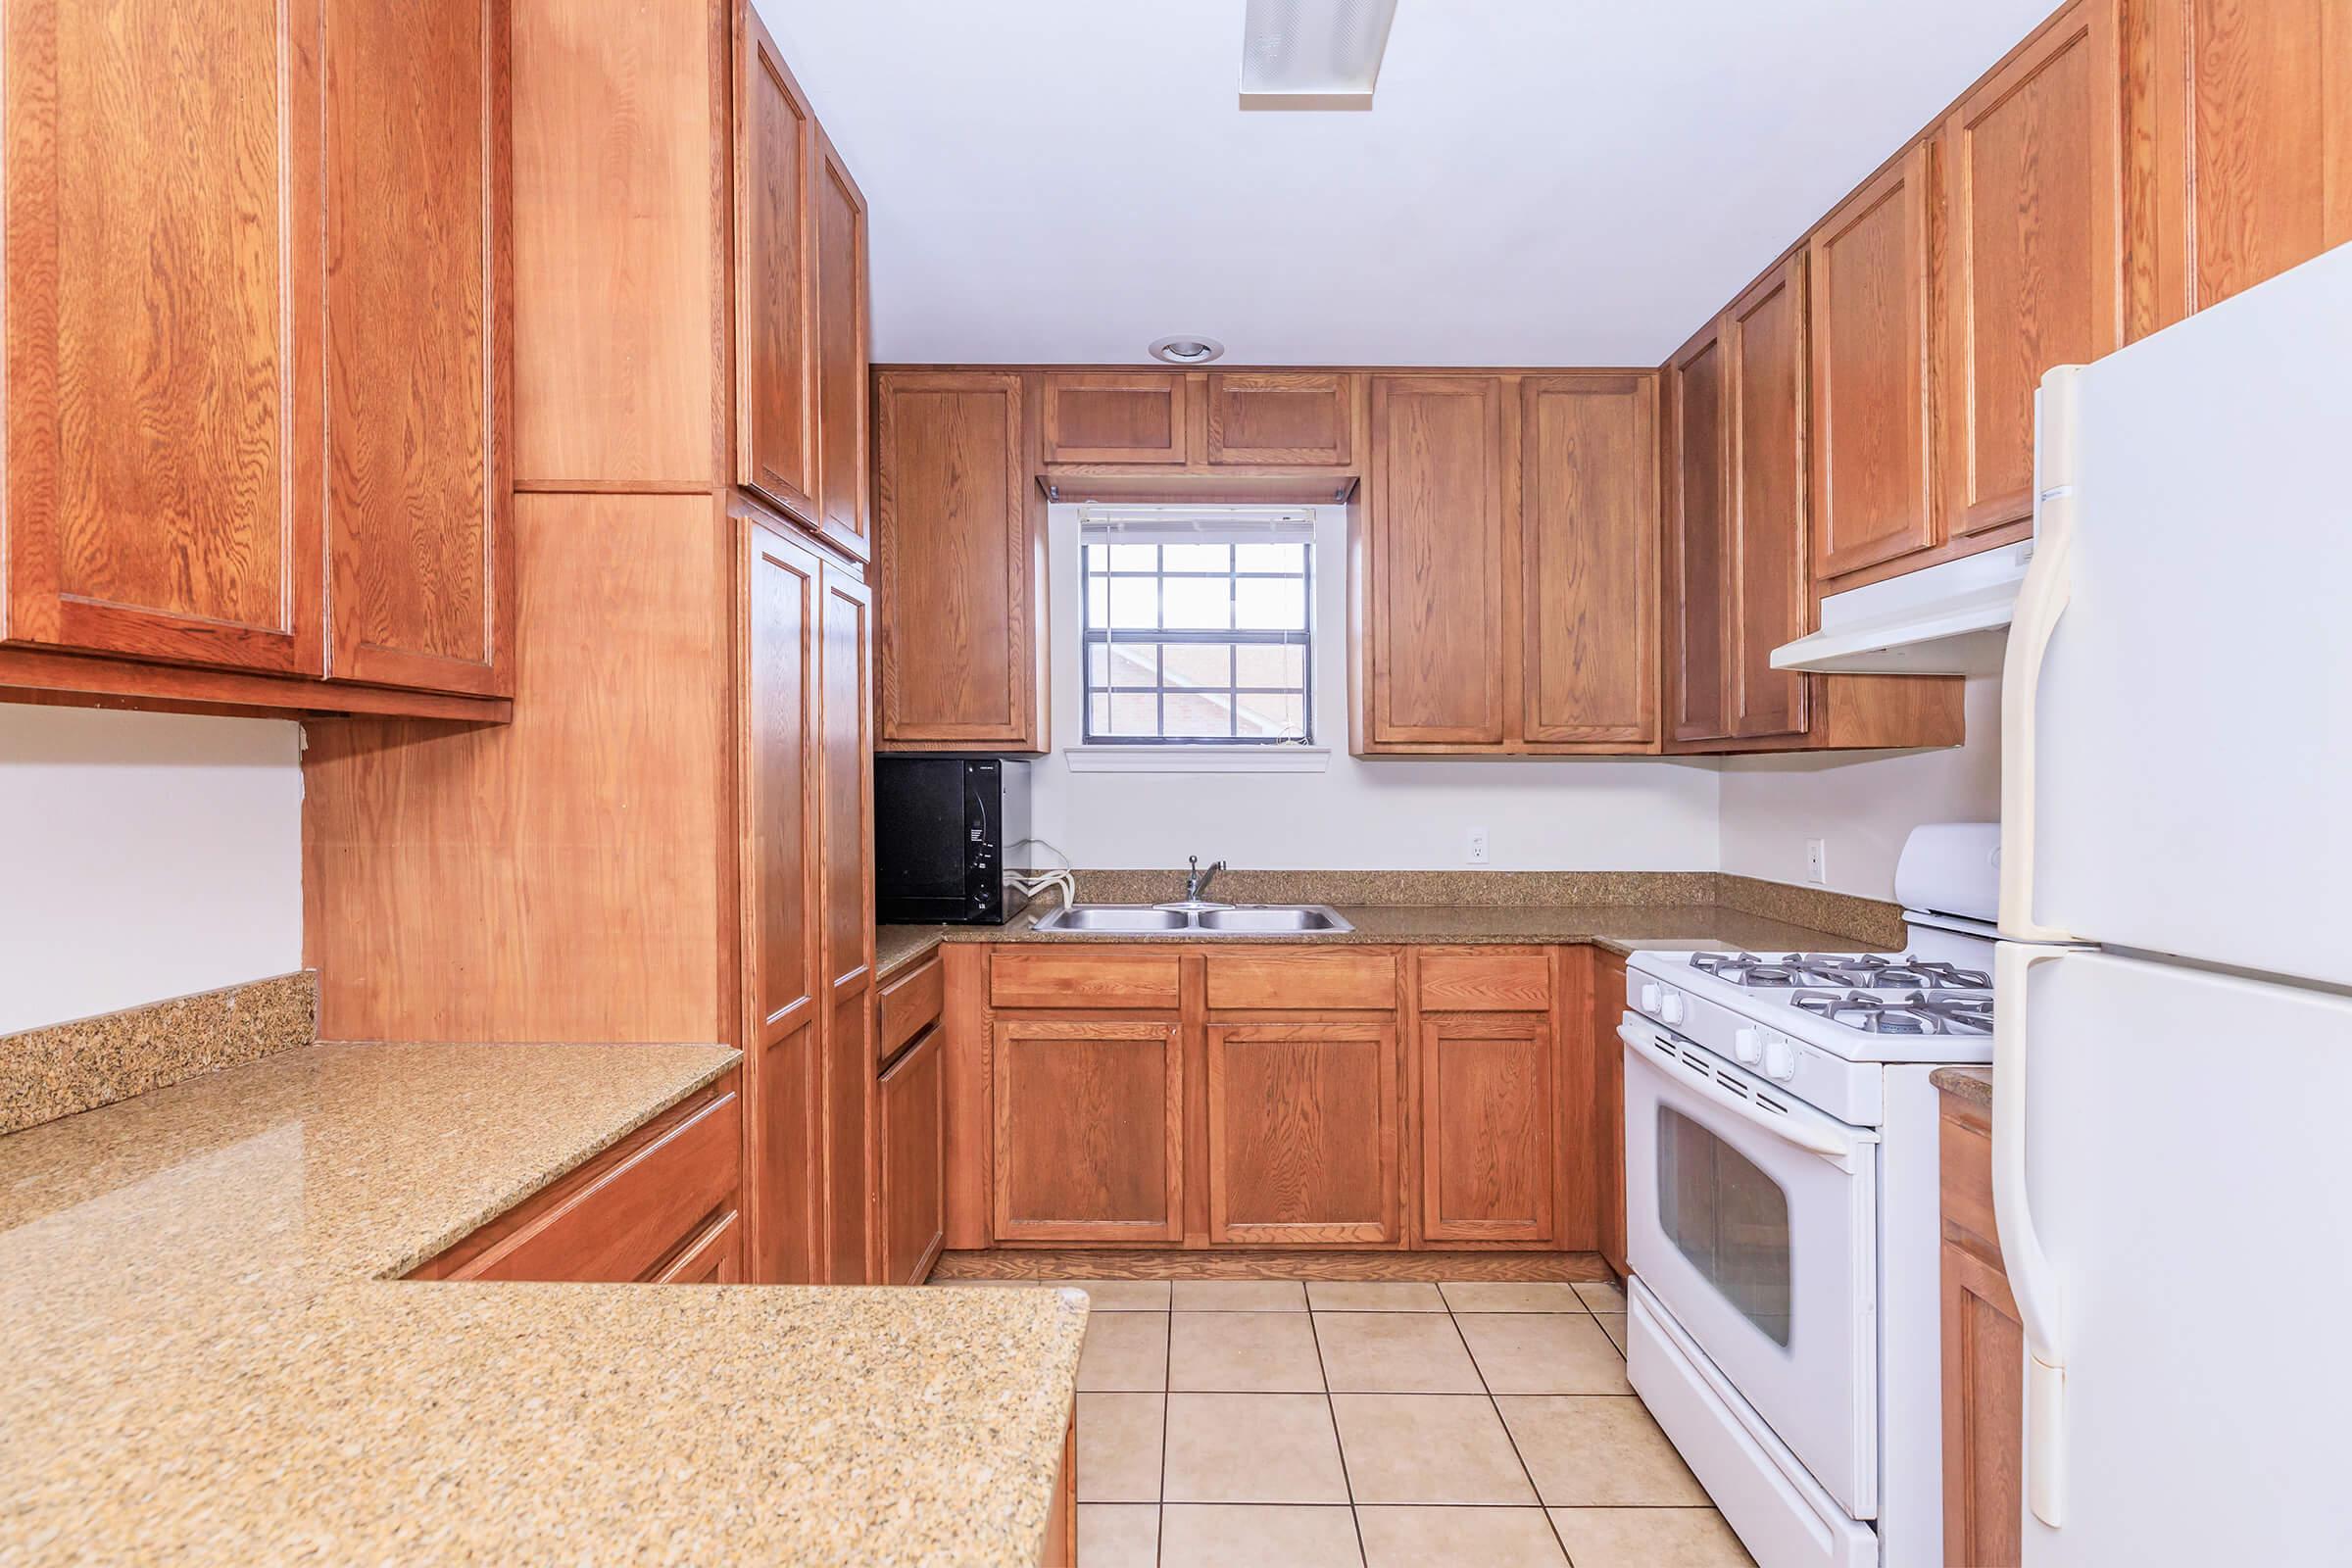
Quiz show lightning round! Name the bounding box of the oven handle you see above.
[1617,1021,1874,1168]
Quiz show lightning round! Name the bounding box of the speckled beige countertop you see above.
[0,1042,1088,1565]
[1933,1064,1994,1110]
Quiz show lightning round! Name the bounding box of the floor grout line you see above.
[1446,1300,1580,1566]
[1303,1298,1369,1566]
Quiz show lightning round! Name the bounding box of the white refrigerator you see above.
[1998,241,2352,1565]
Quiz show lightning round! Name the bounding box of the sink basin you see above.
[1029,904,1353,936]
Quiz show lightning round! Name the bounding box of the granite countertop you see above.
[1933,1064,1994,1110]
[0,1042,1087,1565]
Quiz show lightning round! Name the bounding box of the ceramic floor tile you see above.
[1497,1396,1710,1507]
[1356,1505,1569,1568]
[1162,1394,1351,1504]
[1438,1280,1591,1314]
[1331,1394,1539,1505]
[1572,1278,1628,1313]
[1077,1393,1165,1502]
[1595,1313,1627,1353]
[1304,1281,1446,1312]
[1169,1309,1327,1393]
[1170,1279,1308,1312]
[1546,1507,1756,1567]
[1159,1504,1364,1568]
[1313,1311,1483,1394]
[1077,1504,1161,1568]
[1078,1310,1170,1392]
[1455,1312,1632,1395]
[1056,1278,1174,1311]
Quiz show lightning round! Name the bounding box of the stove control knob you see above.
[1639,982,1662,1014]
[1763,1036,1798,1082]
[1658,989,1687,1026]
[1734,1027,1764,1066]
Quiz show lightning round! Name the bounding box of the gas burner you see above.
[1840,956,1992,991]
[1790,990,1995,1036]
[1690,952,1876,988]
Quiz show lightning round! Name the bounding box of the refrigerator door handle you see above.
[1994,941,2071,1528]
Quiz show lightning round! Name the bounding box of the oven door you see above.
[1621,1014,1881,1519]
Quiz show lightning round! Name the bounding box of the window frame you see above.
[1079,535,1315,747]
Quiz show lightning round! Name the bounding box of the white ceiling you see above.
[760,0,2062,368]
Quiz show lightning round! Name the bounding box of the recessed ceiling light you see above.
[1239,0,1399,112]
[1149,336,1226,365]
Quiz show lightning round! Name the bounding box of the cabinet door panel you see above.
[877,1024,946,1285]
[1728,257,1812,740]
[1206,372,1351,466]
[1206,1022,1398,1245]
[1666,323,1732,744]
[823,985,872,1283]
[1593,954,1628,1275]
[1521,375,1658,745]
[993,1018,1183,1241]
[733,2,815,516]
[1420,1014,1554,1243]
[1809,143,1936,580]
[4,0,322,674]
[810,128,870,561]
[1945,0,2122,538]
[818,562,875,1282]
[1366,376,1506,746]
[1941,1239,2026,1568]
[1041,371,1187,465]
[324,0,511,696]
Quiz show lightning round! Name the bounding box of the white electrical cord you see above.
[1005,838,1076,913]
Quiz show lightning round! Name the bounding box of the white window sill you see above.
[1063,745,1331,774]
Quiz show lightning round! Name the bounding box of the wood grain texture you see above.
[878,954,945,1064]
[1550,946,1601,1251]
[810,126,871,561]
[1665,320,1733,743]
[1420,1012,1555,1243]
[992,951,1183,1010]
[935,1249,1611,1281]
[1205,1021,1399,1245]
[818,561,876,1284]
[1943,0,2123,537]
[1727,253,1812,740]
[1364,375,1507,746]
[1940,1093,2024,1568]
[992,1017,1184,1242]
[877,1022,947,1285]
[1519,375,1659,745]
[873,370,1043,748]
[0,647,509,720]
[1415,950,1553,1012]
[1041,371,1189,465]
[731,0,815,517]
[1592,950,1629,1276]
[652,1208,744,1283]
[409,1075,741,1282]
[1809,141,1937,581]
[941,942,995,1250]
[1205,372,1353,466]
[1202,949,1398,1012]
[5,0,323,674]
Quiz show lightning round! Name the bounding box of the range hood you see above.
[1770,541,2034,675]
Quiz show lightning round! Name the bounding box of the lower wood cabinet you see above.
[1592,950,1630,1276]
[1205,1021,1399,1245]
[876,1023,947,1285]
[992,1016,1184,1242]
[1419,1012,1554,1243]
[410,1073,743,1283]
[1939,1080,2024,1566]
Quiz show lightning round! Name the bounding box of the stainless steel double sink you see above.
[1029,904,1354,936]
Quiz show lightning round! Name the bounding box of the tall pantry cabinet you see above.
[303,0,877,1287]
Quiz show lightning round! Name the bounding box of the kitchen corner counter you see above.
[1933,1064,1994,1112]
[0,1042,1088,1566]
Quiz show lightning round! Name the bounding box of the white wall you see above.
[1717,675,2002,901]
[1030,504,1724,871]
[0,706,304,1034]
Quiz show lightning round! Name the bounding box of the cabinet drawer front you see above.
[653,1208,743,1284]
[1205,949,1397,1011]
[1205,371,1351,466]
[878,954,944,1062]
[1416,951,1552,1011]
[414,1078,742,1283]
[992,950,1182,1009]
[1042,370,1188,464]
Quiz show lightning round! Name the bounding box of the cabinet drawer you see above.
[992,950,1181,1009]
[878,954,944,1063]
[411,1076,742,1283]
[1205,949,1397,1011]
[1417,950,1551,1011]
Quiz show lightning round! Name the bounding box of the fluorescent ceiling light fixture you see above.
[1239,0,1400,111]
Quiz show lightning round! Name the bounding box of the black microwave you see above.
[874,757,1034,924]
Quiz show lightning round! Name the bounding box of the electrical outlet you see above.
[1805,838,1828,885]
[1466,827,1490,866]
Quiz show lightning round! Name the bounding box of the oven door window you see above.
[1657,1104,1793,1348]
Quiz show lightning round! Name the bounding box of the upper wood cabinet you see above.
[810,129,871,561]
[1665,322,1733,745]
[873,370,1049,751]
[2,0,511,711]
[1942,0,2123,539]
[1809,142,1936,582]
[993,1016,1185,1242]
[1362,375,1508,748]
[1205,1021,1399,1245]
[1205,372,1353,466]
[1041,371,1190,465]
[1727,256,1812,740]
[732,4,816,519]
[1519,376,1659,747]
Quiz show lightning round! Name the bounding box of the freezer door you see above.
[2005,244,2352,984]
[2002,948,2352,1566]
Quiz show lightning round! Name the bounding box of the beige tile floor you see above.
[945,1274,1754,1567]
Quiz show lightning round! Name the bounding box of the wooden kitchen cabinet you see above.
[810,128,871,561]
[993,1017,1185,1242]
[1420,1012,1556,1243]
[1041,371,1190,465]
[876,1023,947,1284]
[1592,950,1629,1277]
[1809,141,1936,583]
[1205,1021,1400,1244]
[1205,372,1353,466]
[873,369,1050,751]
[1665,319,1734,744]
[1939,1079,2025,1567]
[1726,256,1812,740]
[819,562,877,1285]
[2,0,511,714]
[732,2,816,520]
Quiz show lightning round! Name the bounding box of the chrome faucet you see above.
[1185,855,1228,905]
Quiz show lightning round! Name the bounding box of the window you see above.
[1081,511,1313,745]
